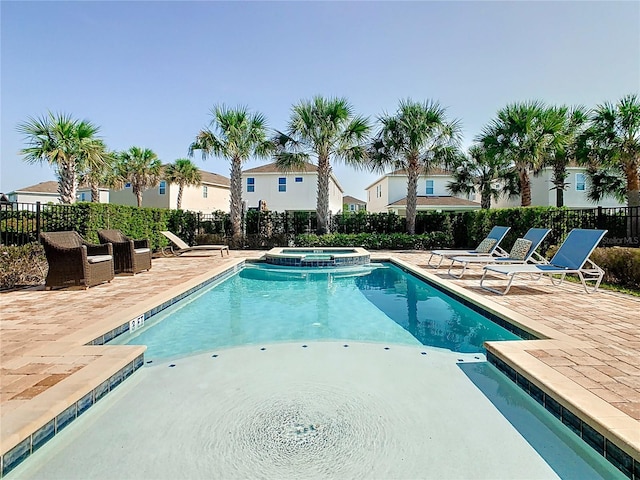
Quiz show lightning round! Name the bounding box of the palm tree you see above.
[546,105,589,207]
[578,94,640,208]
[164,158,202,209]
[479,100,563,207]
[369,99,461,234]
[77,140,117,202]
[17,112,103,204]
[189,105,272,243]
[275,96,370,235]
[447,144,519,209]
[117,147,162,207]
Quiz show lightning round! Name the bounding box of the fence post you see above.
[36,202,41,241]
[597,206,604,230]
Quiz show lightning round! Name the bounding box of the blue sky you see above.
[1,1,638,199]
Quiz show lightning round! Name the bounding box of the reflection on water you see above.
[355,266,519,352]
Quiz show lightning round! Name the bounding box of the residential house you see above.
[5,181,109,204]
[493,166,626,209]
[343,195,366,212]
[109,169,230,213]
[365,168,481,214]
[242,162,344,213]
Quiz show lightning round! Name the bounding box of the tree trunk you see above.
[58,159,77,204]
[177,185,184,210]
[316,155,331,235]
[553,164,566,207]
[405,159,419,235]
[520,170,532,207]
[136,190,143,207]
[624,161,640,208]
[90,183,100,203]
[481,192,491,209]
[556,188,564,208]
[229,157,243,243]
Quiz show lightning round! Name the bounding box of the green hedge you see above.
[294,232,453,250]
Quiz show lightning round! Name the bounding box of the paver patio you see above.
[1,250,639,471]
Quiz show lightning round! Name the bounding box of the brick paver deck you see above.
[1,250,639,467]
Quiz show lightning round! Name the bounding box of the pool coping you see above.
[1,259,246,477]
[2,255,638,478]
[388,256,640,476]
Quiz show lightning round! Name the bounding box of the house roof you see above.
[387,196,480,208]
[365,167,453,190]
[244,162,318,174]
[12,181,60,194]
[242,162,344,193]
[199,170,230,187]
[343,195,365,205]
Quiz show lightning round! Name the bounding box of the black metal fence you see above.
[1,201,638,248]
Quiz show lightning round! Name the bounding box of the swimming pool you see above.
[110,262,520,359]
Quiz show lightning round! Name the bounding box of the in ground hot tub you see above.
[264,247,370,267]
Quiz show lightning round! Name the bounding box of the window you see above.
[295,177,303,183]
[349,204,355,211]
[278,177,286,192]
[203,186,208,198]
[79,192,87,201]
[376,185,382,198]
[125,182,131,188]
[426,180,434,195]
[159,181,166,195]
[576,173,586,191]
[247,177,255,192]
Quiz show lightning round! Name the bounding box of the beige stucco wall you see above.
[109,182,229,213]
[243,172,343,213]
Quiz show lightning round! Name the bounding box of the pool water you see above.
[111,262,520,360]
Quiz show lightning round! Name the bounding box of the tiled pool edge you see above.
[1,355,145,478]
[385,258,639,479]
[1,261,244,478]
[487,351,639,480]
[87,261,242,346]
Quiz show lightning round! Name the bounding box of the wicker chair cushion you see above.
[475,238,497,254]
[509,238,532,260]
[87,255,113,264]
[134,248,151,254]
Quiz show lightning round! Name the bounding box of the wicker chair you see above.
[40,231,115,289]
[97,229,152,275]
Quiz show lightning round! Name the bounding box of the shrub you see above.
[0,243,47,290]
[293,232,453,250]
[590,247,640,290]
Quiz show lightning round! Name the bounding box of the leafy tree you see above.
[164,158,202,209]
[189,105,272,243]
[447,144,519,209]
[578,93,640,208]
[117,147,162,207]
[480,100,563,207]
[584,165,627,204]
[275,96,370,235]
[546,105,589,207]
[369,99,461,234]
[17,112,104,204]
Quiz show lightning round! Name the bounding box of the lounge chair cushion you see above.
[134,248,151,254]
[475,238,497,254]
[509,238,532,261]
[87,255,113,264]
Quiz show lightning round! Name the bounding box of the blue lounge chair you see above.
[479,229,607,295]
[447,228,551,278]
[427,226,511,268]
